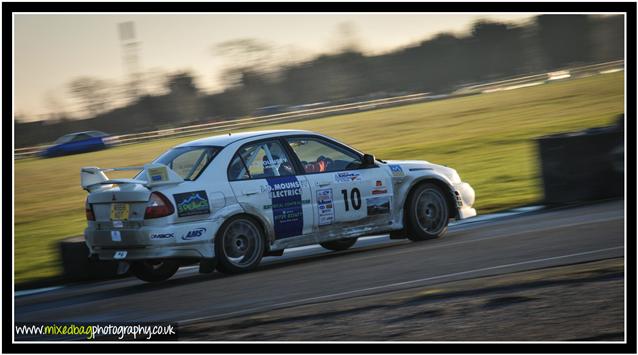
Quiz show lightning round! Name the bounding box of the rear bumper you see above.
[84,220,219,261]
[90,244,213,261]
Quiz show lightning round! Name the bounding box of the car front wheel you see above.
[406,183,450,241]
[130,259,179,282]
[215,216,265,275]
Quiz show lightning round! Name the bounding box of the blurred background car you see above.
[40,131,113,158]
[252,105,289,117]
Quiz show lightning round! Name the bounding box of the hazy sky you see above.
[14,13,536,120]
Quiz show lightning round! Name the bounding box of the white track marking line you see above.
[179,246,622,325]
[269,209,539,259]
[350,215,623,264]
[450,211,528,225]
[13,209,618,296]
[178,213,618,277]
[13,210,535,293]
[14,286,64,298]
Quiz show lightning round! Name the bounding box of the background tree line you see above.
[16,15,624,148]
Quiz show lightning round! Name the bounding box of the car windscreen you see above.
[54,134,74,144]
[87,131,108,137]
[152,146,221,181]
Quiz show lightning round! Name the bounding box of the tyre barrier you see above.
[59,236,122,281]
[537,114,624,205]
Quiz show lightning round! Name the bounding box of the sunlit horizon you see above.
[14,13,537,121]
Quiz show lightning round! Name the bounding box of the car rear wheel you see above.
[320,237,358,251]
[406,183,450,241]
[130,259,179,282]
[215,216,265,275]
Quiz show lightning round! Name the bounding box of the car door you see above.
[86,133,105,150]
[65,133,90,154]
[227,138,314,241]
[284,135,394,232]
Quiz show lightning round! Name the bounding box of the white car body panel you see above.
[82,130,476,262]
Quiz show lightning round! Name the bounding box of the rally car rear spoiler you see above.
[81,163,184,192]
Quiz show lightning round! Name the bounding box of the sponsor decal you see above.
[316,188,335,226]
[173,191,210,217]
[147,167,168,182]
[181,227,207,241]
[409,167,432,172]
[113,251,127,259]
[264,199,310,210]
[112,220,124,228]
[263,157,288,169]
[371,179,387,195]
[334,171,362,183]
[266,176,304,239]
[389,165,405,177]
[269,180,302,199]
[261,180,309,193]
[150,232,174,240]
[111,230,122,242]
[367,196,391,216]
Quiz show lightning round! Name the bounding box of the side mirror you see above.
[362,153,376,167]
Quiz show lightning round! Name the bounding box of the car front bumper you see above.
[454,182,477,219]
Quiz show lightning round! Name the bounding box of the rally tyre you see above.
[130,259,179,282]
[320,237,358,251]
[406,183,450,241]
[215,215,265,275]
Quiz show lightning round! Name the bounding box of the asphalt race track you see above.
[15,200,624,328]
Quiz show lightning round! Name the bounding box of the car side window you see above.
[228,140,295,181]
[70,134,89,142]
[286,137,363,173]
[54,135,71,144]
[171,148,212,180]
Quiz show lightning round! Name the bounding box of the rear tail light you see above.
[144,192,175,219]
[85,198,95,221]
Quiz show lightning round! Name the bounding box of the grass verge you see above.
[14,72,624,283]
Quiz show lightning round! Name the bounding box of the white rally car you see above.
[81,130,476,282]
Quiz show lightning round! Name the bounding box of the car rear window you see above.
[153,146,220,181]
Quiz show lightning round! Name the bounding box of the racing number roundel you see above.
[341,188,361,211]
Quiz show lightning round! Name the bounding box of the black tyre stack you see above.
[59,236,121,281]
[537,114,624,205]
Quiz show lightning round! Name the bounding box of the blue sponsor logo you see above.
[181,227,207,240]
[389,164,404,177]
[151,232,174,240]
[267,176,304,239]
[334,171,361,182]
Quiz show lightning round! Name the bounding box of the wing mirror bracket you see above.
[362,153,376,167]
